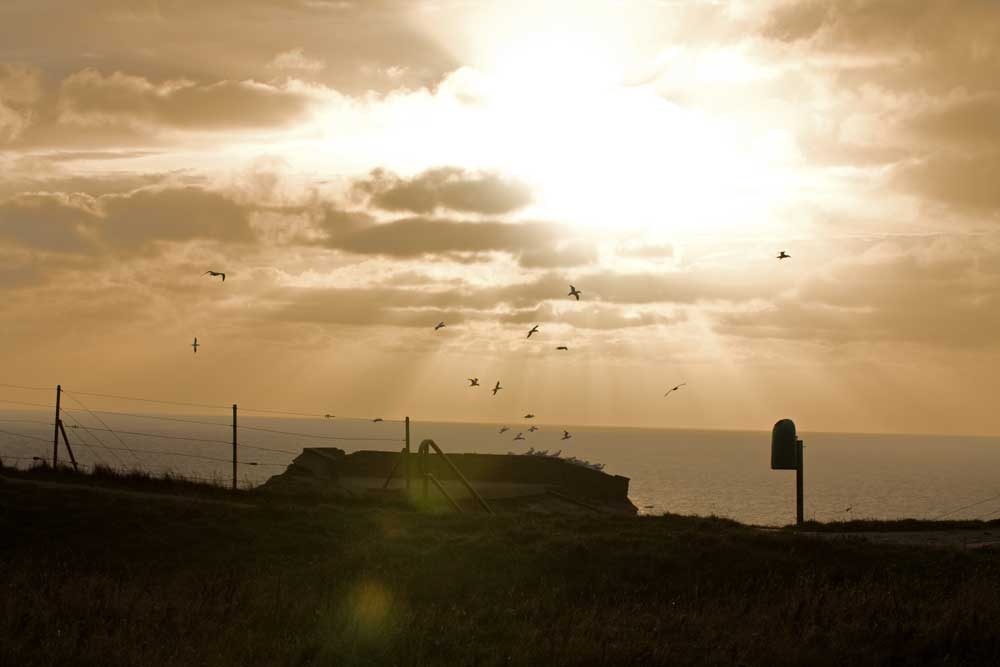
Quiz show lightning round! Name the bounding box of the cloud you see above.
[58,69,320,131]
[906,93,1000,149]
[269,48,326,72]
[316,215,597,267]
[0,63,43,142]
[760,0,1000,92]
[352,167,533,215]
[892,153,1000,213]
[0,185,254,255]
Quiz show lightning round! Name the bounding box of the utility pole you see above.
[232,404,238,491]
[52,385,62,467]
[405,416,411,493]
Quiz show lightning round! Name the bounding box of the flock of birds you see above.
[194,251,793,439]
[433,281,695,445]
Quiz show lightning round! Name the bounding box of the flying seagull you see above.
[204,271,226,282]
[499,426,510,434]
[556,346,569,351]
[527,325,539,339]
[468,378,479,387]
[562,430,572,440]
[492,381,502,396]
[664,383,687,397]
[434,321,446,331]
[324,414,335,419]
[191,337,199,354]
[513,432,526,441]
[844,506,853,513]
[528,425,539,432]
[776,251,790,260]
[568,285,581,300]
[372,418,384,423]
[524,413,535,419]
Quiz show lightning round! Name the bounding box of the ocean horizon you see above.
[3,410,1000,526]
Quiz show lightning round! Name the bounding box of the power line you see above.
[62,424,233,446]
[0,428,50,443]
[62,388,229,411]
[69,407,230,429]
[92,445,264,466]
[237,442,302,455]
[236,406,336,419]
[235,423,404,442]
[0,398,56,410]
[62,393,143,464]
[0,382,53,392]
[933,492,1000,520]
[61,409,126,468]
[58,410,115,469]
[0,418,53,426]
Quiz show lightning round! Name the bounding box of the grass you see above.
[2,466,1000,666]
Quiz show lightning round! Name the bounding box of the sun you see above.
[458,32,800,240]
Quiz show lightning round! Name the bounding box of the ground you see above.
[2,467,1000,666]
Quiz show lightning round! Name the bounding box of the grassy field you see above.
[2,466,1000,666]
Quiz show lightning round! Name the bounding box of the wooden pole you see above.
[423,439,494,514]
[58,421,78,472]
[405,416,411,494]
[52,385,61,467]
[796,438,804,526]
[426,473,463,513]
[232,404,238,491]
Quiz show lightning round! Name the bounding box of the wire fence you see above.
[0,383,407,489]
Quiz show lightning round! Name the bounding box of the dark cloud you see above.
[906,93,1000,149]
[320,216,593,266]
[352,167,533,215]
[892,153,1000,213]
[0,0,456,96]
[761,0,1000,93]
[0,185,254,254]
[58,69,318,131]
[718,248,1000,347]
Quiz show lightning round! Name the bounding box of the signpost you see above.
[771,419,804,525]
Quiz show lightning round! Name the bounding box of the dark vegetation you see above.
[2,465,1000,666]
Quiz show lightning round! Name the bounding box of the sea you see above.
[3,409,1000,526]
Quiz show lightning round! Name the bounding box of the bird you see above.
[499,426,510,434]
[204,271,226,282]
[776,251,790,260]
[844,506,853,513]
[528,425,539,432]
[492,381,502,396]
[568,285,581,300]
[372,418,384,423]
[468,378,479,387]
[513,432,526,441]
[434,321,446,331]
[527,325,539,338]
[524,413,535,419]
[324,414,335,419]
[556,346,569,351]
[562,430,572,440]
[191,337,199,354]
[664,383,687,397]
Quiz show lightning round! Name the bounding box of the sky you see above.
[2,0,1000,435]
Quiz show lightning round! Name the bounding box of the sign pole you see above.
[796,438,804,526]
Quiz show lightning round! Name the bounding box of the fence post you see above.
[405,416,411,494]
[232,404,238,490]
[52,384,61,467]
